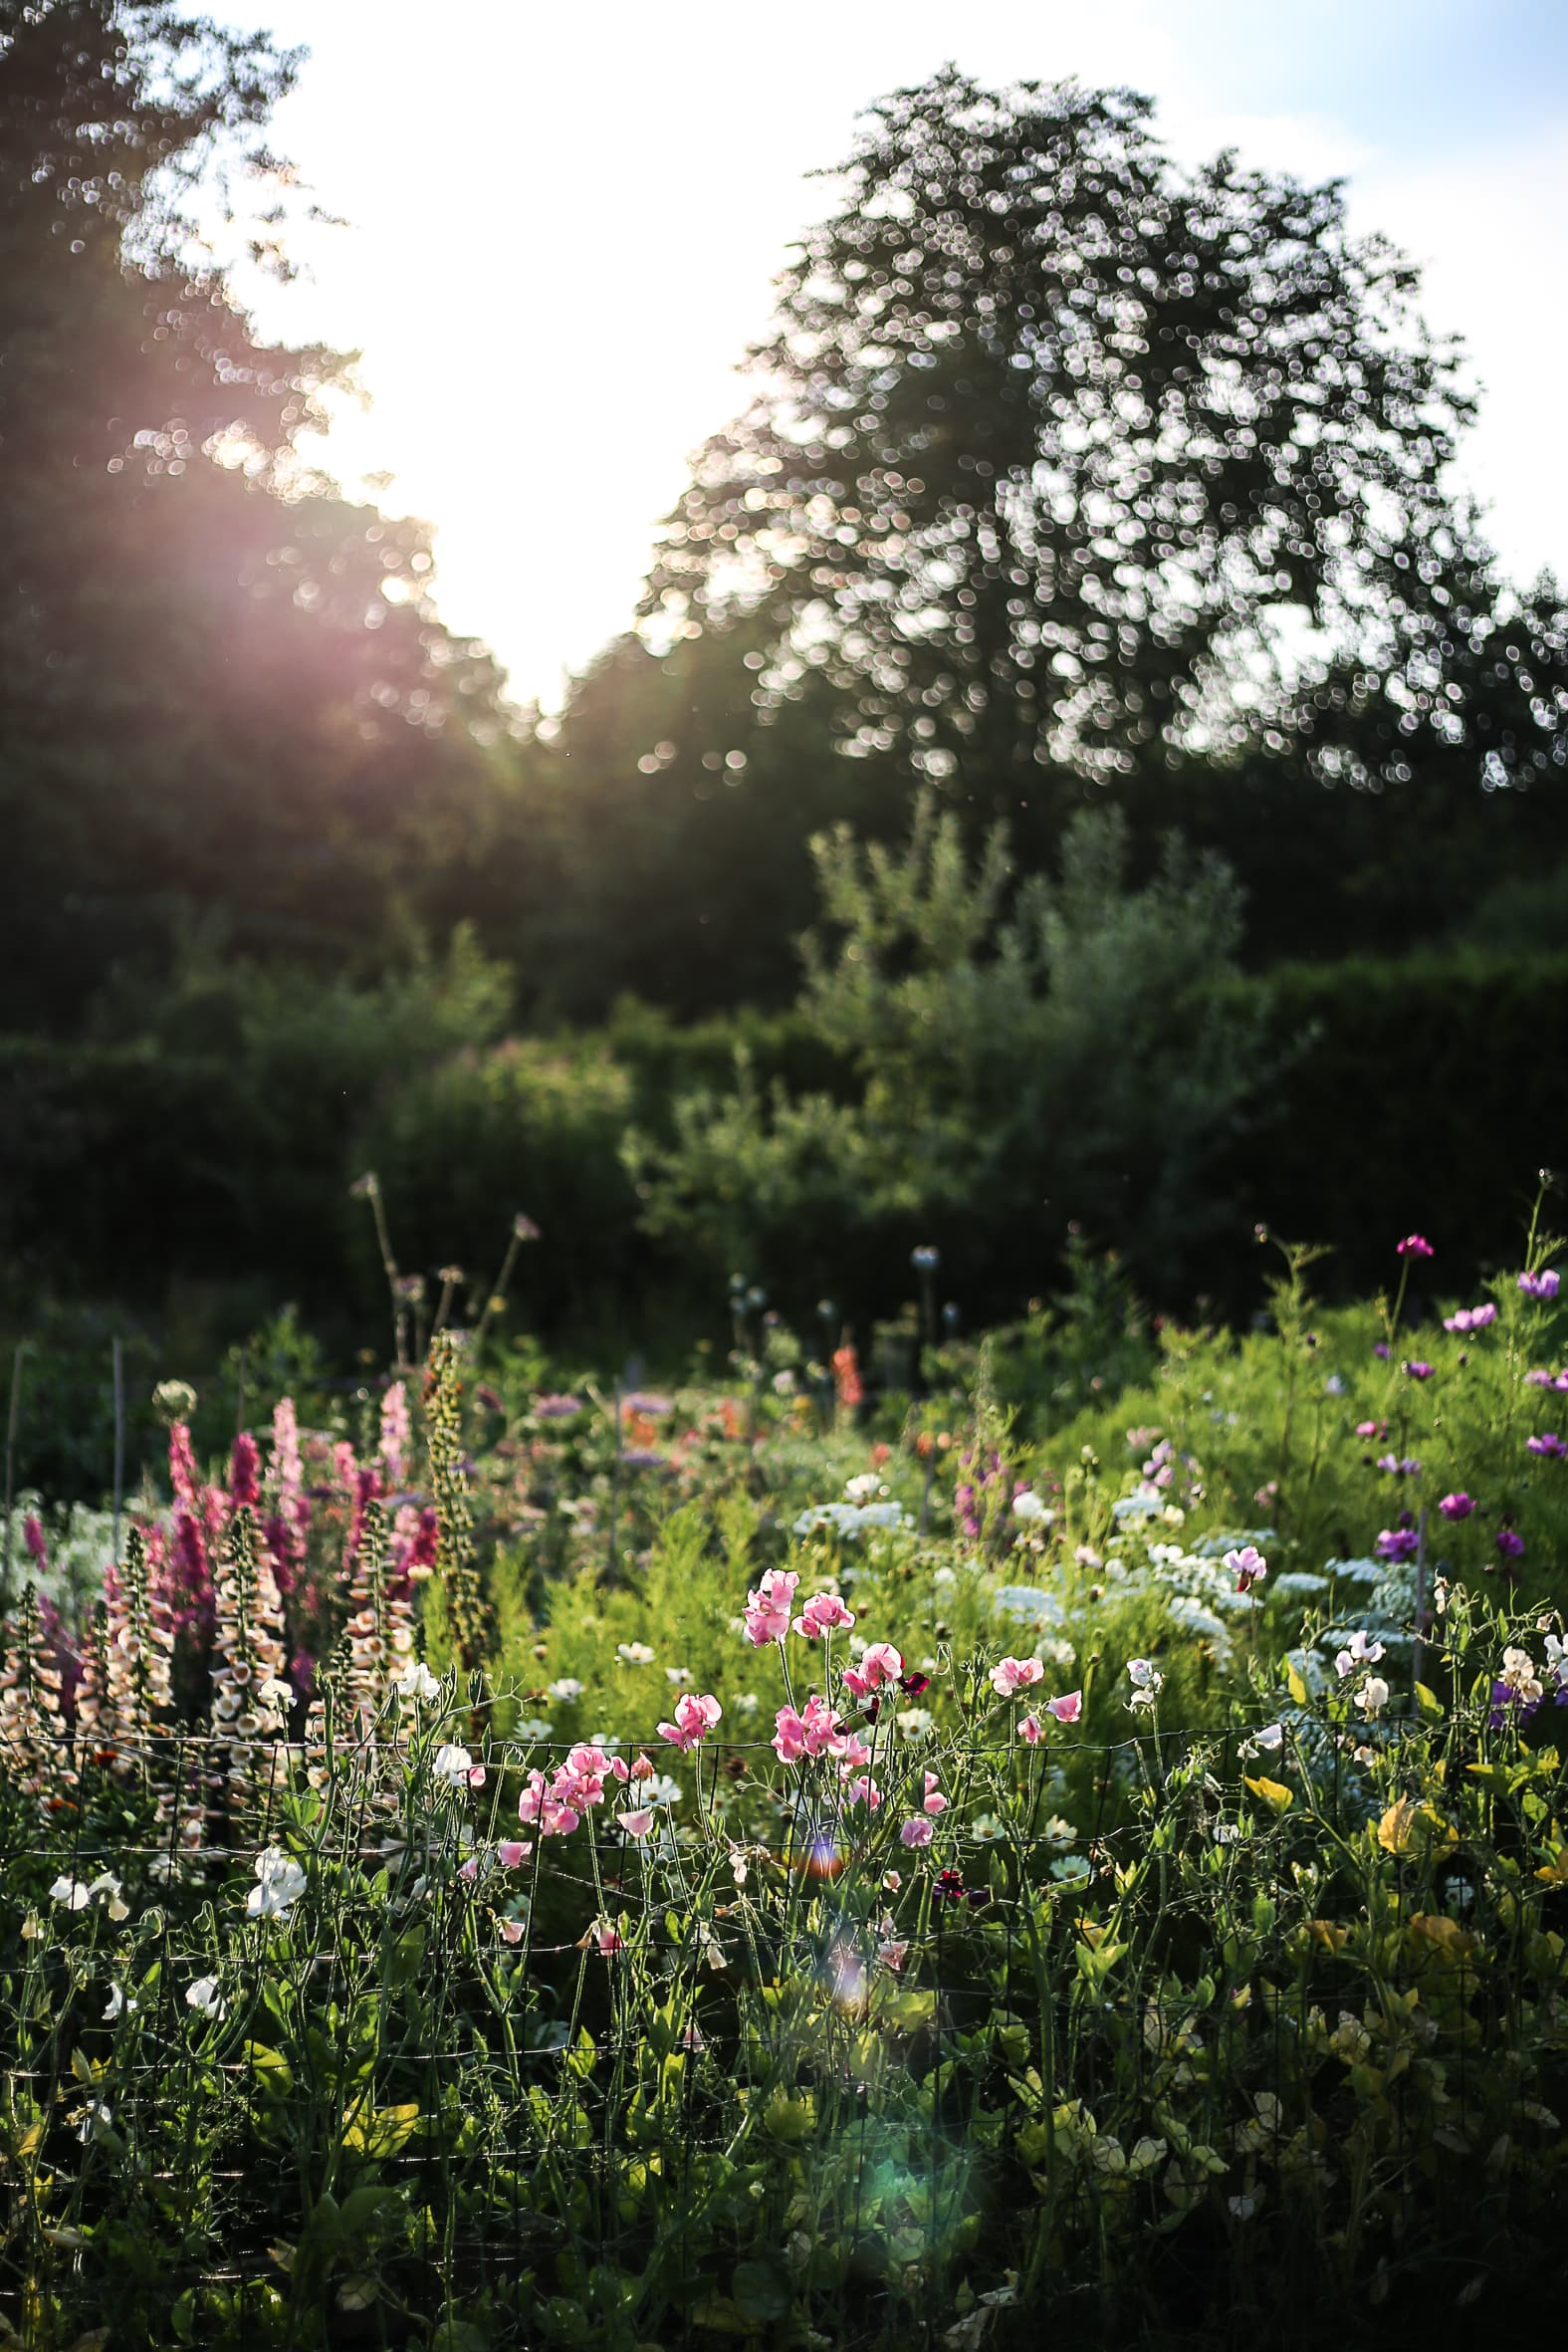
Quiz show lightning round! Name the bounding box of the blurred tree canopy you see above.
[0,0,512,1026]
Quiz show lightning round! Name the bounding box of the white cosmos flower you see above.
[185,1975,226,2019]
[616,1643,655,1666]
[547,1678,583,1703]
[247,1847,307,1920]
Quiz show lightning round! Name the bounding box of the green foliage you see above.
[631,798,1272,1306]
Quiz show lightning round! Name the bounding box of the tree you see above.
[643,70,1498,804]
[0,2,512,1026]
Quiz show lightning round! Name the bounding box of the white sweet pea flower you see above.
[50,1876,92,1911]
[185,1975,226,2019]
[1358,1676,1391,1718]
[395,1661,441,1704]
[87,1871,130,1922]
[247,1848,308,1920]
[432,1743,479,1790]
[1126,1658,1165,1712]
[77,2099,113,2144]
[1335,1630,1385,1679]
[103,1985,137,2022]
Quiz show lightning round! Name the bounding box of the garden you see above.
[4,1213,1568,2347]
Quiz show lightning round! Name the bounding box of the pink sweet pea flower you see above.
[1018,1713,1043,1746]
[793,1591,857,1640]
[922,1770,948,1815]
[742,1568,799,1646]
[499,1918,526,1945]
[657,1693,723,1752]
[629,1751,656,1782]
[841,1642,904,1698]
[583,1919,623,1956]
[1225,1545,1267,1596]
[498,1840,532,1869]
[990,1656,1045,1699]
[877,1939,909,1973]
[772,1694,842,1763]
[899,1816,936,1848]
[1046,1690,1083,1725]
[842,1775,882,1809]
[615,1808,655,1838]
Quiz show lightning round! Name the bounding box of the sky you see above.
[217,0,1568,709]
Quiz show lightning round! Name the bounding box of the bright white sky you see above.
[220,0,1568,709]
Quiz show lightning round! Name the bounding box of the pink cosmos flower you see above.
[793,1591,857,1640]
[742,1568,798,1646]
[1046,1690,1083,1725]
[1396,1235,1435,1259]
[1519,1270,1561,1301]
[1445,1303,1497,1333]
[658,1693,723,1752]
[899,1816,936,1848]
[1527,1431,1566,1459]
[841,1642,904,1698]
[990,1656,1045,1699]
[1437,1491,1473,1521]
[1019,1714,1043,1746]
[922,1770,948,1815]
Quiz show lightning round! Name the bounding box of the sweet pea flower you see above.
[583,1919,624,1957]
[615,1808,655,1839]
[1046,1690,1083,1725]
[247,1847,307,1920]
[185,1976,226,2020]
[1519,1270,1561,1300]
[742,1568,798,1646]
[841,1642,904,1698]
[1335,1631,1385,1678]
[1225,1544,1268,1595]
[497,1841,532,1869]
[899,1815,936,1848]
[878,1939,910,1973]
[1018,1713,1043,1746]
[103,1985,137,2022]
[50,1877,92,1911]
[395,1660,441,1704]
[1127,1659,1164,1711]
[792,1591,856,1640]
[1396,1235,1435,1259]
[990,1656,1045,1699]
[657,1693,723,1753]
[1439,1492,1475,1521]
[772,1695,842,1763]
[433,1743,486,1790]
[921,1770,948,1816]
[1358,1676,1390,1717]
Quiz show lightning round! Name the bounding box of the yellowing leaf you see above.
[1284,1659,1309,1707]
[1378,1798,1419,1853]
[341,2100,420,2160]
[1244,1776,1293,1815]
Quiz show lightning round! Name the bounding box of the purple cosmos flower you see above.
[1375,1454,1423,1477]
[1397,1235,1435,1260]
[1518,1270,1561,1301]
[1444,1303,1497,1333]
[534,1394,584,1420]
[1375,1527,1421,1563]
[1527,1431,1567,1459]
[1438,1492,1475,1521]
[1495,1528,1525,1559]
[1403,1360,1435,1381]
[1373,1343,1391,1361]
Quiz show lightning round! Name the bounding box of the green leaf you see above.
[732,2257,791,2322]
